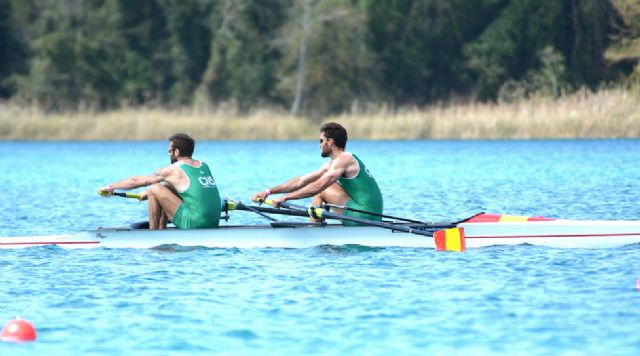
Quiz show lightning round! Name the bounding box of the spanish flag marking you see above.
[434,227,466,252]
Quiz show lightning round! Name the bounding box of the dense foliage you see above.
[0,0,637,115]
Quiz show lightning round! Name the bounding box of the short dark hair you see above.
[169,133,195,157]
[320,122,347,149]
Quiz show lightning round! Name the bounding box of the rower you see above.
[252,122,383,226]
[98,133,221,230]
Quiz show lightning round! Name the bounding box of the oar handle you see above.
[118,192,141,199]
[97,189,141,199]
[253,197,273,205]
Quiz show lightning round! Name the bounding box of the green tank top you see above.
[177,162,221,219]
[337,154,383,214]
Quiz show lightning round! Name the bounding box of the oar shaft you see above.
[233,204,310,218]
[266,199,454,228]
[322,210,434,237]
[278,202,434,237]
[322,203,427,225]
[113,192,141,199]
[233,201,277,221]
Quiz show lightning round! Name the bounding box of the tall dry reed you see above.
[1,88,638,140]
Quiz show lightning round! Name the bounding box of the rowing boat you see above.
[2,213,640,249]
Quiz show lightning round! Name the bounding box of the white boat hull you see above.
[462,220,640,249]
[2,219,640,249]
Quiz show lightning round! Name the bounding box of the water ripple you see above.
[2,141,640,354]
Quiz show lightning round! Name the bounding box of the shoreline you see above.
[1,88,638,140]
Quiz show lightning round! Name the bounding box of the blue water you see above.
[1,140,640,354]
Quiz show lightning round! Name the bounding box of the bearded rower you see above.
[252,122,383,225]
[98,133,221,229]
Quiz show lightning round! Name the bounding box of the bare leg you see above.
[159,184,177,229]
[147,193,162,229]
[159,212,168,230]
[147,183,183,230]
[310,182,351,221]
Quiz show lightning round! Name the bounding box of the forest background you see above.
[0,0,638,140]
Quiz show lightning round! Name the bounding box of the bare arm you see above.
[276,155,351,203]
[270,167,327,194]
[100,166,174,192]
[282,156,350,201]
[252,162,329,202]
[281,169,342,201]
[109,175,163,190]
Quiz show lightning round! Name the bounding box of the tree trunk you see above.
[290,0,311,117]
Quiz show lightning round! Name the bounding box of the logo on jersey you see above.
[198,175,217,188]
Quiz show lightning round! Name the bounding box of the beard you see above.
[170,156,177,164]
[321,150,329,158]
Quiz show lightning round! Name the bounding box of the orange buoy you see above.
[1,317,37,342]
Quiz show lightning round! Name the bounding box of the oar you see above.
[97,191,311,220]
[257,198,465,252]
[310,203,467,252]
[324,203,482,228]
[226,198,277,221]
[97,190,141,199]
[254,198,475,229]
[322,203,434,225]
[226,199,327,227]
[228,201,311,218]
[290,202,434,236]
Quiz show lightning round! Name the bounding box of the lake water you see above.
[1,140,639,354]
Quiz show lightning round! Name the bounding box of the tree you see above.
[1,0,634,113]
[606,0,640,82]
[0,0,28,98]
[11,0,134,110]
[365,0,512,105]
[464,0,563,100]
[114,0,171,104]
[561,0,617,86]
[497,46,570,102]
[276,0,379,117]
[157,0,213,105]
[195,0,287,112]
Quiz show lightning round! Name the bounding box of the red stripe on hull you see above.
[0,241,100,246]
[466,213,555,223]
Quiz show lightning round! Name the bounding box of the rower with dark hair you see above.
[252,122,383,225]
[99,133,221,229]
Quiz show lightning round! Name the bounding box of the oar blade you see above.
[434,227,466,252]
